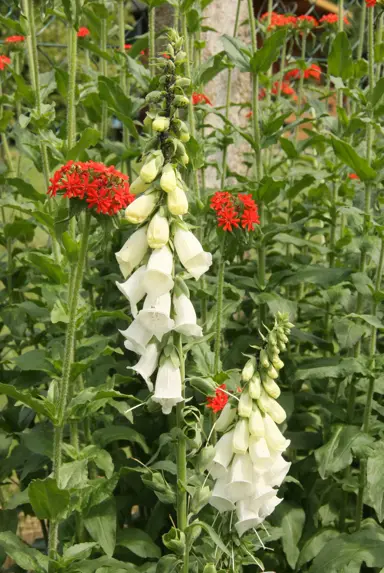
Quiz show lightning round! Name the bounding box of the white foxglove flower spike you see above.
[232,418,249,455]
[142,246,174,299]
[147,213,170,249]
[210,474,236,513]
[174,228,212,280]
[152,359,183,414]
[120,320,153,355]
[173,293,203,337]
[238,390,253,418]
[209,430,234,478]
[235,499,263,537]
[115,226,148,279]
[115,265,147,318]
[226,453,254,502]
[129,341,160,391]
[249,406,265,438]
[263,413,290,453]
[137,293,175,341]
[168,186,189,215]
[125,193,159,224]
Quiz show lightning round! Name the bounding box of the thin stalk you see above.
[357,2,367,61]
[295,31,307,139]
[213,247,225,374]
[221,0,242,189]
[176,335,188,571]
[377,13,384,81]
[22,0,60,263]
[100,18,108,138]
[325,182,338,346]
[14,51,22,121]
[173,3,179,30]
[337,0,344,110]
[0,80,15,175]
[118,0,129,172]
[48,212,91,567]
[277,38,288,99]
[149,7,156,78]
[67,26,78,150]
[264,0,273,167]
[355,238,384,530]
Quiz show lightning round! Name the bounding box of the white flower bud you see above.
[267,365,278,379]
[167,186,188,215]
[260,349,270,369]
[249,406,264,438]
[249,373,261,399]
[130,176,150,195]
[238,391,253,418]
[140,152,164,183]
[160,165,177,193]
[242,357,256,382]
[152,115,170,132]
[258,389,286,424]
[125,193,158,224]
[147,213,169,249]
[215,403,236,433]
[262,375,281,399]
[232,419,249,455]
[263,414,290,453]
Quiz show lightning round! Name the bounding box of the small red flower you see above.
[241,207,260,231]
[217,206,240,232]
[348,173,360,180]
[245,110,253,119]
[0,54,11,70]
[304,63,321,81]
[272,81,297,97]
[366,0,376,7]
[206,384,228,413]
[260,12,297,30]
[124,43,132,49]
[48,161,134,216]
[77,27,90,38]
[162,53,171,59]
[192,92,212,106]
[210,191,232,212]
[211,191,260,233]
[238,193,256,209]
[320,13,349,25]
[259,88,267,100]
[297,14,318,28]
[5,35,25,44]
[285,68,301,81]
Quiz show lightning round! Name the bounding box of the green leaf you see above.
[196,52,228,85]
[6,177,44,202]
[67,127,100,161]
[257,177,285,204]
[286,175,316,199]
[298,529,340,567]
[62,231,79,263]
[315,425,362,478]
[284,266,351,287]
[328,32,353,80]
[295,357,365,381]
[186,520,230,557]
[331,136,377,181]
[366,443,384,522]
[4,220,35,243]
[347,313,384,329]
[0,383,53,418]
[29,477,70,520]
[93,426,149,453]
[220,35,251,72]
[28,253,67,283]
[117,528,161,558]
[0,531,48,573]
[274,502,305,569]
[63,542,97,563]
[333,318,365,349]
[84,499,117,558]
[0,15,24,34]
[13,349,53,372]
[280,137,298,158]
[372,76,384,107]
[250,29,286,74]
[58,460,89,490]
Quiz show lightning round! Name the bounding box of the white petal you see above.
[120,320,152,355]
[115,265,147,317]
[152,359,183,414]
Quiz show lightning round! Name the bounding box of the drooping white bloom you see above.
[142,246,174,299]
[266,455,291,488]
[120,320,152,355]
[209,473,235,513]
[140,153,163,183]
[130,176,150,195]
[115,266,147,318]
[226,453,254,502]
[173,293,202,337]
[242,357,256,382]
[174,228,212,280]
[232,418,249,455]
[249,406,265,438]
[263,413,290,452]
[115,226,148,279]
[147,213,170,249]
[235,499,263,537]
[129,341,160,391]
[262,375,281,399]
[167,186,188,215]
[258,388,286,424]
[249,373,261,399]
[238,391,253,418]
[137,293,175,341]
[125,193,158,224]
[209,431,234,478]
[160,164,177,193]
[249,436,270,466]
[259,495,282,520]
[215,403,236,433]
[152,359,182,414]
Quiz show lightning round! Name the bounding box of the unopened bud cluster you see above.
[208,313,293,536]
[114,32,212,415]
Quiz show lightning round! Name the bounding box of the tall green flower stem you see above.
[149,7,156,77]
[295,30,307,140]
[277,37,288,100]
[100,18,108,138]
[48,211,91,567]
[355,237,384,530]
[118,0,129,173]
[175,334,188,572]
[67,27,78,151]
[247,0,265,327]
[221,0,242,189]
[337,0,344,109]
[347,5,375,423]
[22,0,60,263]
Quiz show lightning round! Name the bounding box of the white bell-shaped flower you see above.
[115,265,147,318]
[147,213,170,249]
[238,390,253,418]
[264,414,290,453]
[129,341,160,391]
[152,359,183,414]
[174,228,212,280]
[249,406,265,438]
[249,436,270,465]
[259,495,282,520]
[209,473,235,513]
[130,176,150,195]
[167,186,188,215]
[160,164,177,193]
[173,294,203,337]
[137,293,175,341]
[215,403,236,433]
[142,246,174,299]
[226,453,254,502]
[235,498,263,537]
[115,226,148,279]
[258,388,286,424]
[125,193,158,224]
[266,455,291,488]
[250,475,277,506]
[209,430,234,478]
[232,419,249,455]
[120,320,152,355]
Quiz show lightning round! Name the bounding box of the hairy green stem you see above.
[67,26,78,150]
[295,31,307,139]
[176,335,188,571]
[100,18,108,138]
[48,212,91,566]
[221,0,242,189]
[337,0,344,110]
[213,248,225,375]
[357,1,367,61]
[173,3,179,30]
[118,0,129,173]
[277,38,287,100]
[149,7,156,78]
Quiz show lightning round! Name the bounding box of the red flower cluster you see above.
[260,12,297,30]
[5,35,25,43]
[192,92,212,106]
[77,27,90,38]
[206,384,228,413]
[210,191,260,232]
[285,63,321,82]
[48,161,134,216]
[297,14,318,28]
[272,81,297,97]
[0,54,11,70]
[348,173,359,180]
[124,44,146,55]
[365,0,376,7]
[162,53,171,59]
[320,13,349,25]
